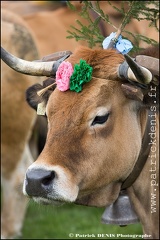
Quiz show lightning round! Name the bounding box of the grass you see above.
[20,201,143,239]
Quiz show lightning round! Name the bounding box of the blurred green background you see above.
[20,201,142,239]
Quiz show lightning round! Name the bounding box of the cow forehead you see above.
[46,78,119,120]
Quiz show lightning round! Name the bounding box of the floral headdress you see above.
[55,32,132,93]
[36,59,93,115]
[37,32,133,115]
[37,32,133,99]
[56,59,93,93]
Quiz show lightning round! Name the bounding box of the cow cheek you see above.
[75,182,121,207]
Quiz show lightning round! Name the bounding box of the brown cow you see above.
[1,1,65,16]
[1,9,40,239]
[23,1,159,56]
[1,45,159,238]
[2,1,159,57]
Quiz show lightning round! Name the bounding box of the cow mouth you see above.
[32,196,64,206]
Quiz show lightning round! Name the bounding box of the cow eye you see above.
[91,113,109,126]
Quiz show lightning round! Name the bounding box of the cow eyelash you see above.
[91,112,110,126]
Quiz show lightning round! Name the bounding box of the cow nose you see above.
[25,168,55,197]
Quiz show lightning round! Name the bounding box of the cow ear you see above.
[26,78,56,111]
[121,84,144,102]
[26,83,43,110]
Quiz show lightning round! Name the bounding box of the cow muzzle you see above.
[24,168,55,198]
[23,165,79,205]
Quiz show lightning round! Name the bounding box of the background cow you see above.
[2,1,159,57]
[1,9,40,239]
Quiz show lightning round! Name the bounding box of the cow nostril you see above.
[42,171,55,186]
[25,168,56,197]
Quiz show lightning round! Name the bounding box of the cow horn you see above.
[1,46,56,77]
[118,54,152,86]
[125,54,152,84]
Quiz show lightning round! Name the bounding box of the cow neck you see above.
[121,109,152,190]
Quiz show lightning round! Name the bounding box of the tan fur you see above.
[1,1,63,16]
[25,47,159,238]
[68,46,124,79]
[1,9,39,239]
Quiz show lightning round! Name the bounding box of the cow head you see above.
[1,46,158,207]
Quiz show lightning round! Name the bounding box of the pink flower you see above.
[56,61,73,91]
